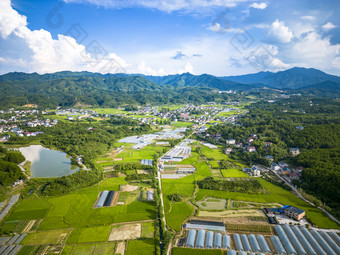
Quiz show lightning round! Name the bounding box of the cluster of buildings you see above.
[131,104,232,124]
[161,141,192,162]
[271,162,302,181]
[118,128,187,150]
[0,108,59,140]
[57,108,98,116]
[243,166,261,177]
[264,205,306,221]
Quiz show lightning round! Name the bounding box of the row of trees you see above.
[198,177,266,194]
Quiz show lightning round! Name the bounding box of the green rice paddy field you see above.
[126,239,156,255]
[61,243,116,255]
[4,180,155,232]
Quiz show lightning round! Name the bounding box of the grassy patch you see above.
[100,177,127,191]
[119,146,163,163]
[142,221,155,238]
[166,202,193,232]
[221,169,248,178]
[0,220,28,233]
[209,161,220,168]
[170,121,193,127]
[18,245,47,255]
[93,243,116,255]
[201,147,227,160]
[23,160,32,176]
[196,189,274,203]
[70,244,95,255]
[257,178,340,229]
[22,229,72,245]
[180,154,199,165]
[66,225,111,244]
[162,175,195,213]
[196,198,227,210]
[7,199,50,221]
[8,184,154,230]
[126,239,155,255]
[193,161,212,180]
[61,245,74,255]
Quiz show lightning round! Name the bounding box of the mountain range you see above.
[0,67,339,107]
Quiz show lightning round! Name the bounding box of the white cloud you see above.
[250,2,267,9]
[209,22,222,32]
[301,16,315,21]
[284,31,340,72]
[63,0,254,12]
[0,0,27,38]
[178,62,194,74]
[208,22,244,33]
[322,22,336,31]
[0,0,129,74]
[137,61,166,76]
[291,23,314,38]
[269,19,294,43]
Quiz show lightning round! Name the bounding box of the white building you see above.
[226,139,236,145]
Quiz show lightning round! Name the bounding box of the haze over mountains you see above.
[0,67,339,107]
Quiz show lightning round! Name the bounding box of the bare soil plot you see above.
[23,220,36,233]
[137,170,149,174]
[115,241,126,255]
[120,184,139,192]
[111,191,119,206]
[198,209,265,218]
[108,224,141,241]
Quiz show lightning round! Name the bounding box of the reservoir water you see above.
[19,145,79,177]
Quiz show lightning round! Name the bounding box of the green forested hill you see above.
[0,72,247,107]
[1,69,339,108]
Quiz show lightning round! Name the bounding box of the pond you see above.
[19,145,79,177]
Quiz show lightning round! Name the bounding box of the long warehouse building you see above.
[96,190,109,208]
[290,225,317,255]
[103,191,115,207]
[282,224,307,255]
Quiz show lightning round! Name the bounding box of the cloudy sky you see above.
[0,0,339,76]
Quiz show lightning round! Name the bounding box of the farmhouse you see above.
[281,167,291,175]
[264,208,281,215]
[246,145,256,152]
[265,142,272,148]
[278,161,289,168]
[246,137,254,143]
[224,147,232,155]
[265,155,274,162]
[282,205,305,221]
[226,139,235,145]
[290,147,300,156]
[289,172,299,181]
[251,166,260,176]
[250,133,258,139]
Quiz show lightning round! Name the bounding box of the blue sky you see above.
[0,0,339,76]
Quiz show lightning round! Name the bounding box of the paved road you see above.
[18,160,27,172]
[258,165,340,227]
